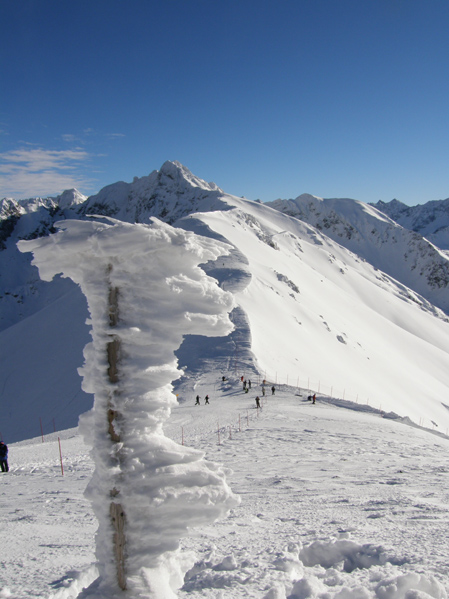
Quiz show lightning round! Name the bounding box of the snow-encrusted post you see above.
[106,269,126,590]
[19,217,239,598]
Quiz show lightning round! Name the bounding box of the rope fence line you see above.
[176,393,269,449]
[7,367,448,450]
[251,371,448,434]
[177,372,449,447]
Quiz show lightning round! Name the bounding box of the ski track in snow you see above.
[1,378,449,599]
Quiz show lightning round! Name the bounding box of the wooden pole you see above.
[106,271,127,591]
[58,437,64,476]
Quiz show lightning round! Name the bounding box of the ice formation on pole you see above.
[19,217,239,598]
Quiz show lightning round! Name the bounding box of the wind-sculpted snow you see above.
[19,217,239,597]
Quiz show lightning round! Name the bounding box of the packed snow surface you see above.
[1,380,449,598]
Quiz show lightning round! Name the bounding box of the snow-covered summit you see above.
[56,188,87,209]
[78,161,225,224]
[269,193,398,229]
[156,160,221,192]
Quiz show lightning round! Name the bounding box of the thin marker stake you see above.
[58,437,64,476]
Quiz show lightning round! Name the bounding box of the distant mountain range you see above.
[371,197,449,251]
[2,161,449,443]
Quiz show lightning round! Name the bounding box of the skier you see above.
[312,394,316,404]
[0,441,8,473]
[262,386,266,396]
[195,395,200,405]
[271,385,275,395]
[205,395,210,404]
[248,380,252,389]
[243,380,247,391]
[255,396,261,408]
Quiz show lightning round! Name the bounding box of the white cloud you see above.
[62,134,77,143]
[0,147,94,198]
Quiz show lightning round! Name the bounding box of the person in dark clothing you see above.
[195,395,200,405]
[271,385,275,395]
[255,396,261,408]
[205,395,210,404]
[0,442,8,473]
[312,394,316,404]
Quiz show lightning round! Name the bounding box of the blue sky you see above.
[1,0,449,205]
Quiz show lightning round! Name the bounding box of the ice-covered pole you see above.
[19,217,239,598]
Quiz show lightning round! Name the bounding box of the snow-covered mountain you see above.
[266,194,449,315]
[78,160,227,224]
[3,161,449,444]
[372,197,449,250]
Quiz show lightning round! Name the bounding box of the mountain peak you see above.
[56,189,87,210]
[296,193,324,202]
[157,160,221,193]
[78,161,226,226]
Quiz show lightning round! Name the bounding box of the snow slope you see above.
[2,381,449,598]
[266,195,449,315]
[177,196,449,431]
